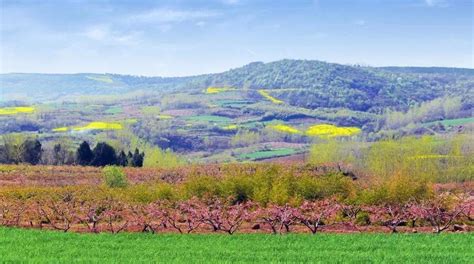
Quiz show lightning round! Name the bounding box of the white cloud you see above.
[130,8,219,24]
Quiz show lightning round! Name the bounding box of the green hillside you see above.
[2,60,473,113]
[1,60,472,162]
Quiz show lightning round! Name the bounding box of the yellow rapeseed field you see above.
[0,107,35,115]
[73,122,123,131]
[258,90,284,104]
[269,124,300,134]
[223,124,238,130]
[157,115,173,119]
[306,124,361,137]
[52,127,69,132]
[205,87,235,94]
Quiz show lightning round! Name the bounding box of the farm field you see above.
[238,147,299,160]
[1,228,472,263]
[423,117,474,127]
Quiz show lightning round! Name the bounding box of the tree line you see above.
[0,137,144,167]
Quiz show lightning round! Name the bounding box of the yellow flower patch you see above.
[205,87,235,94]
[269,124,301,134]
[0,107,35,115]
[258,90,284,104]
[157,115,173,119]
[306,124,361,138]
[52,127,68,132]
[73,122,123,131]
[223,124,238,130]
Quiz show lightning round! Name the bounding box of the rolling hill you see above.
[2,60,473,113]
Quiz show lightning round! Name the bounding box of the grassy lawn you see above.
[1,228,472,263]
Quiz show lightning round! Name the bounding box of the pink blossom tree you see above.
[36,197,79,232]
[367,204,412,233]
[164,198,203,234]
[295,199,340,234]
[76,201,106,233]
[201,199,255,234]
[130,202,167,234]
[410,196,472,234]
[103,198,130,234]
[258,204,299,234]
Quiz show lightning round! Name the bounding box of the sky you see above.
[0,0,472,76]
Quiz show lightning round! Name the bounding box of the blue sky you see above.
[0,0,472,76]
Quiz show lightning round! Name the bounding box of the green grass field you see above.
[423,117,474,127]
[0,228,472,263]
[239,148,298,160]
[104,106,123,114]
[186,115,232,123]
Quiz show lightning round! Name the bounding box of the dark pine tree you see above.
[127,151,133,166]
[21,139,42,165]
[76,141,94,166]
[131,148,145,167]
[117,150,128,167]
[53,143,63,165]
[91,142,117,167]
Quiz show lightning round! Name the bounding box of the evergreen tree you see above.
[131,148,145,167]
[127,151,133,166]
[91,142,117,167]
[117,150,128,167]
[21,139,42,165]
[0,145,7,164]
[76,141,94,166]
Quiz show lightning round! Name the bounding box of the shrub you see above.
[126,184,177,203]
[103,166,128,188]
[220,175,254,204]
[355,211,371,226]
[296,174,356,201]
[358,173,433,205]
[181,176,222,199]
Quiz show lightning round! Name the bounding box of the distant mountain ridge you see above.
[1,59,473,112]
